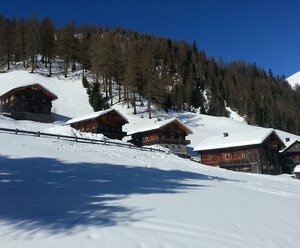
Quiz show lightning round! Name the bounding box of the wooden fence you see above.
[0,127,172,154]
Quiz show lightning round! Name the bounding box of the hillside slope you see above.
[1,131,300,248]
[1,70,300,247]
[0,70,93,120]
[1,70,299,149]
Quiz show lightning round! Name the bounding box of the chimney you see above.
[285,137,290,142]
[223,133,229,137]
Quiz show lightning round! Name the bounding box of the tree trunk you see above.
[147,100,152,119]
[64,62,68,77]
[7,53,10,70]
[118,82,121,102]
[104,76,108,99]
[109,76,113,106]
[49,59,52,75]
[30,55,35,73]
[132,92,136,114]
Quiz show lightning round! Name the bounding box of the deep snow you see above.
[1,131,300,248]
[1,70,300,247]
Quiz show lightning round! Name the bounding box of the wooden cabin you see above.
[128,118,193,156]
[194,129,285,174]
[66,109,128,140]
[0,84,58,123]
[280,139,300,173]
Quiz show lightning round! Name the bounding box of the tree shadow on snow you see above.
[0,156,235,233]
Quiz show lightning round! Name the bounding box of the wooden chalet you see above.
[194,129,285,174]
[66,109,128,140]
[0,84,58,123]
[280,139,300,173]
[128,118,193,156]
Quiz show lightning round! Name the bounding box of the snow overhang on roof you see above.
[193,128,276,152]
[66,108,129,125]
[280,139,300,153]
[294,164,300,173]
[127,118,193,136]
[0,83,58,100]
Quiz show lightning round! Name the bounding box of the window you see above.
[241,152,249,160]
[172,145,175,149]
[222,153,232,160]
[178,145,181,149]
[165,145,169,148]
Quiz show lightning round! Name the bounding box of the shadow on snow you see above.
[0,156,234,233]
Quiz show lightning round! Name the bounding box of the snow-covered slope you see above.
[1,131,300,248]
[1,70,298,148]
[286,71,300,88]
[0,70,93,121]
[1,70,300,247]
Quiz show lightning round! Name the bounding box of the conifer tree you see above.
[26,15,40,73]
[39,17,55,74]
[57,22,78,77]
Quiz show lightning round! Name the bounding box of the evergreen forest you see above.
[0,15,299,134]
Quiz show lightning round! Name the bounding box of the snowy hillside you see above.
[1,70,299,148]
[0,70,93,121]
[286,71,300,88]
[1,130,300,248]
[1,70,300,247]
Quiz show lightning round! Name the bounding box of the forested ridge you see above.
[0,15,299,134]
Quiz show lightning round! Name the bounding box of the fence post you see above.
[15,128,18,134]
[75,136,77,142]
[37,131,40,137]
[57,134,60,139]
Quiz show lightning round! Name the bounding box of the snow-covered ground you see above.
[1,70,300,247]
[1,129,300,248]
[0,70,93,121]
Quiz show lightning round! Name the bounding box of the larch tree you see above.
[39,17,56,75]
[25,15,40,73]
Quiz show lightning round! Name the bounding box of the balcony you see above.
[143,137,190,146]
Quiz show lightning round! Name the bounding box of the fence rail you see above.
[0,127,172,154]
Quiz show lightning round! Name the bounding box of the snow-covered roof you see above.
[280,139,300,153]
[294,165,300,173]
[0,83,58,100]
[127,118,193,136]
[194,128,279,152]
[66,109,129,125]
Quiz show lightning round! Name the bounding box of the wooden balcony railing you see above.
[143,137,190,145]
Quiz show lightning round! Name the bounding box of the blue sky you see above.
[1,0,300,77]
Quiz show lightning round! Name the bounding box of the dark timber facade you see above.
[129,119,192,156]
[280,140,300,173]
[0,84,57,123]
[198,131,285,174]
[67,109,128,140]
